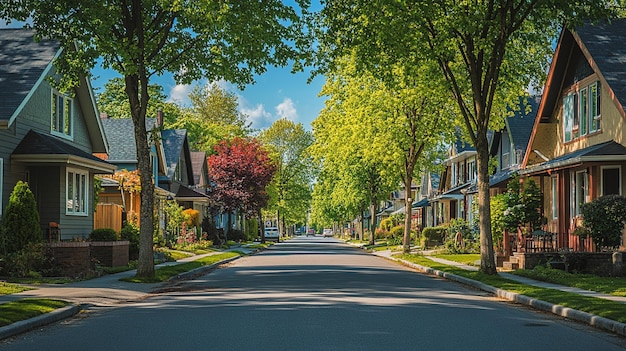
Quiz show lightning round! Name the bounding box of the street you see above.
[2,237,626,350]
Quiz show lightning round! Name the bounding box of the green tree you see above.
[168,83,250,153]
[96,77,182,121]
[260,119,314,237]
[580,195,626,248]
[317,0,617,274]
[312,54,452,250]
[5,0,311,277]
[502,175,544,236]
[0,181,42,254]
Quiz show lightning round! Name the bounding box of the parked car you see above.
[306,229,316,237]
[322,228,333,237]
[264,227,279,241]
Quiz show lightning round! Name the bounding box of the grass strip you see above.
[432,253,481,266]
[0,282,33,295]
[400,253,626,323]
[0,299,69,327]
[512,266,626,297]
[121,252,240,283]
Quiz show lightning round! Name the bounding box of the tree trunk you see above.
[403,175,413,253]
[369,202,376,246]
[359,208,365,241]
[259,208,266,244]
[476,138,497,274]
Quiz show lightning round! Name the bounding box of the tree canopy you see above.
[3,0,312,277]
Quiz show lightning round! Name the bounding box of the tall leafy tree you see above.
[207,137,276,240]
[317,0,617,274]
[96,77,182,121]
[168,83,251,153]
[4,0,311,276]
[260,119,314,236]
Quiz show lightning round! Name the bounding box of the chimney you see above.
[156,109,164,127]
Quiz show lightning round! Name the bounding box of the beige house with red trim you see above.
[521,19,626,252]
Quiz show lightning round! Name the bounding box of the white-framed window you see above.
[551,176,558,220]
[570,170,589,218]
[66,169,88,215]
[601,166,621,196]
[51,90,73,138]
[563,81,601,143]
[467,158,476,182]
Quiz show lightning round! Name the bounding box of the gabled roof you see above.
[507,95,540,153]
[101,117,158,163]
[0,29,60,127]
[522,140,626,175]
[12,129,116,173]
[576,19,626,115]
[524,19,626,167]
[190,151,207,186]
[161,129,194,184]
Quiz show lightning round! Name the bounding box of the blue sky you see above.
[2,6,326,131]
[91,62,326,132]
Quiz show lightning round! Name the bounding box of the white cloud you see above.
[275,98,298,120]
[239,96,273,130]
[168,84,193,105]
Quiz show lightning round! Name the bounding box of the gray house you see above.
[0,29,115,240]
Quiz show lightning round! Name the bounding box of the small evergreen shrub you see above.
[0,243,60,278]
[227,229,247,242]
[120,222,140,260]
[580,194,626,249]
[0,181,42,254]
[90,228,118,241]
[421,226,447,248]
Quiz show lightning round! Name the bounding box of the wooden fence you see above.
[94,203,124,232]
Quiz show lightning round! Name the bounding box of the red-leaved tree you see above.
[208,137,276,240]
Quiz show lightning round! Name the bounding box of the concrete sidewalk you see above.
[373,249,626,336]
[0,245,257,340]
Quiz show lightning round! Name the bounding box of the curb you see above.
[167,254,243,282]
[0,303,81,340]
[387,255,626,337]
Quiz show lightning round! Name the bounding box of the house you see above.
[96,112,210,235]
[521,19,626,252]
[0,29,116,241]
[432,133,477,226]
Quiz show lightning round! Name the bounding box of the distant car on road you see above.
[306,229,316,237]
[264,227,279,241]
[322,228,333,237]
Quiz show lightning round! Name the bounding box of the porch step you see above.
[502,261,519,270]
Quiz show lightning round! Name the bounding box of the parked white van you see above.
[264,227,279,241]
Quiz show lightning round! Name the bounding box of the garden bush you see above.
[120,222,140,260]
[0,181,42,254]
[0,243,60,278]
[90,228,118,241]
[421,226,447,248]
[580,194,626,249]
[227,229,247,242]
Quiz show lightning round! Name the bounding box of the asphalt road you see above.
[2,237,626,350]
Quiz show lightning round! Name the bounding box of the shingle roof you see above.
[190,151,207,185]
[13,129,114,166]
[100,118,157,163]
[161,129,188,179]
[507,95,540,154]
[577,18,626,114]
[0,29,60,121]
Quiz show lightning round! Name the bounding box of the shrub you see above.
[90,228,118,241]
[0,242,60,278]
[421,226,447,248]
[120,222,140,260]
[182,208,201,227]
[0,181,42,254]
[580,194,626,249]
[445,218,479,254]
[227,229,246,242]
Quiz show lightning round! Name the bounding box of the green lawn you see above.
[121,251,240,283]
[0,282,32,295]
[432,253,481,266]
[0,299,69,327]
[512,265,626,297]
[399,253,626,323]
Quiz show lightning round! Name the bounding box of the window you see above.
[551,176,558,220]
[467,159,476,182]
[52,90,73,138]
[563,81,601,142]
[601,166,621,196]
[571,170,588,218]
[67,169,88,215]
